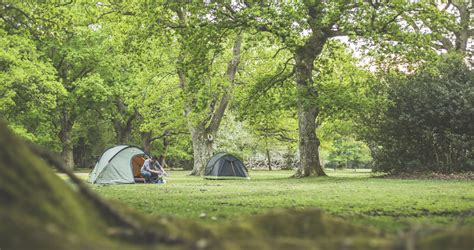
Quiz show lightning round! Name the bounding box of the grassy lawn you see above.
[67,169,474,233]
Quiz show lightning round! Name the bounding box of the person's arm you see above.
[146,161,160,174]
[156,161,167,174]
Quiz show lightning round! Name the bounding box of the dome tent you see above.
[89,145,148,184]
[204,153,249,179]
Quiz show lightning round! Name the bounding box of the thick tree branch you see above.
[54,1,73,8]
[70,66,94,83]
[244,57,295,109]
[380,9,406,33]
[206,33,242,133]
[442,0,452,11]
[272,46,289,59]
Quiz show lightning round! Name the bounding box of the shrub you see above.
[367,54,474,173]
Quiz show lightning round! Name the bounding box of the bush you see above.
[366,54,474,173]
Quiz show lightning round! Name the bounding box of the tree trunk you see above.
[186,34,242,176]
[113,121,132,144]
[266,148,272,171]
[59,112,74,169]
[73,137,87,168]
[189,129,214,176]
[293,37,327,178]
[61,145,74,170]
[141,131,152,155]
[453,1,470,53]
[160,137,170,168]
[113,98,137,144]
[295,104,325,177]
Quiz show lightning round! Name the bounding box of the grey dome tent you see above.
[204,153,249,179]
[89,145,149,184]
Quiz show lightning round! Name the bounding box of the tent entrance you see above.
[230,161,237,176]
[220,162,236,176]
[131,155,145,178]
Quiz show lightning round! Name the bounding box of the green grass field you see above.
[66,169,474,234]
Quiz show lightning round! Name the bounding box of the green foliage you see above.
[364,53,474,173]
[1,0,471,172]
[319,120,372,169]
[216,113,255,158]
[326,138,371,169]
[315,41,375,122]
[73,117,116,167]
[1,1,117,162]
[0,30,65,145]
[232,35,298,160]
[237,39,375,167]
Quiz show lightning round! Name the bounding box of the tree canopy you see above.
[1,0,472,175]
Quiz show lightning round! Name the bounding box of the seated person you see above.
[140,156,166,183]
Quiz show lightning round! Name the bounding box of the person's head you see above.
[151,156,158,162]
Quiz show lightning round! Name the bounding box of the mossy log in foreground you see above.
[0,122,473,250]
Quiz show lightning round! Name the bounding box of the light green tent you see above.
[89,145,148,184]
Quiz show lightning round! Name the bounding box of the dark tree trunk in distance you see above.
[141,131,152,155]
[59,112,74,169]
[266,147,272,171]
[113,98,137,144]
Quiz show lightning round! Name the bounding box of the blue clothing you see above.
[141,170,153,183]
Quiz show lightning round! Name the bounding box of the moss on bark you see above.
[0,122,124,249]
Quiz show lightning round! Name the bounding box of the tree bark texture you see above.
[452,1,471,53]
[59,112,74,169]
[189,129,214,175]
[293,33,327,177]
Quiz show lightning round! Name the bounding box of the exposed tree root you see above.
[27,142,183,245]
